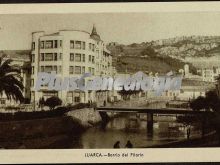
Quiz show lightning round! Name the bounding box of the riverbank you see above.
[67,108,102,128]
[0,115,85,149]
[67,107,119,128]
[0,106,120,149]
[144,131,219,148]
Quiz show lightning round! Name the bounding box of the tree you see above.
[118,87,142,100]
[39,97,45,109]
[205,90,219,111]
[140,46,157,57]
[0,56,24,103]
[190,96,208,111]
[190,90,220,140]
[45,96,62,110]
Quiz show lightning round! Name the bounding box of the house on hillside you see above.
[177,79,215,101]
[197,67,220,82]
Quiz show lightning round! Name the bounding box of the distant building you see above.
[184,64,189,78]
[200,67,220,82]
[108,42,119,46]
[202,69,214,82]
[177,79,215,101]
[178,69,184,75]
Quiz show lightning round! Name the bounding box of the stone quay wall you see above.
[0,116,83,149]
[67,108,102,127]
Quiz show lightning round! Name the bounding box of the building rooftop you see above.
[43,32,60,36]
[40,29,91,37]
[90,24,101,41]
[59,29,90,34]
[181,78,215,87]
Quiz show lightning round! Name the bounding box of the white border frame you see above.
[1,2,220,163]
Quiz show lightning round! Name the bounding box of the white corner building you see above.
[31,25,113,106]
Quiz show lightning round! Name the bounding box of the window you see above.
[82,42,86,50]
[89,55,91,62]
[75,54,81,62]
[60,40,62,48]
[41,66,58,73]
[82,54,85,62]
[42,91,58,99]
[44,66,53,72]
[92,56,95,63]
[97,50,99,58]
[44,53,53,61]
[67,92,73,97]
[31,66,34,74]
[82,66,85,74]
[75,66,81,74]
[54,40,58,48]
[75,41,81,49]
[74,92,80,102]
[59,53,62,60]
[41,66,44,72]
[0,100,6,105]
[89,43,92,50]
[54,53,57,61]
[67,92,73,103]
[32,42,35,50]
[40,41,44,49]
[88,67,91,73]
[40,53,44,61]
[70,40,85,50]
[70,41,74,49]
[45,40,53,49]
[31,54,35,62]
[54,66,57,73]
[58,66,62,74]
[69,66,74,74]
[31,79,34,87]
[92,44,95,52]
[91,68,95,75]
[70,53,74,61]
[74,96,80,103]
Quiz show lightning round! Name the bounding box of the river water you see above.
[71,101,202,148]
[75,114,201,148]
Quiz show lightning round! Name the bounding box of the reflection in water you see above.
[76,114,201,149]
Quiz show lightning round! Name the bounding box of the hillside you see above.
[115,55,197,74]
[108,35,220,73]
[108,44,197,74]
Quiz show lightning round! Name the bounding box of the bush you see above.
[23,98,30,104]
[45,96,62,110]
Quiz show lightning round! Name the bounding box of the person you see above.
[38,98,41,108]
[113,141,120,148]
[125,140,133,148]
[88,100,91,107]
[186,125,191,140]
[103,100,106,106]
[40,97,45,109]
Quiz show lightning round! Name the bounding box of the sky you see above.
[1,12,220,50]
